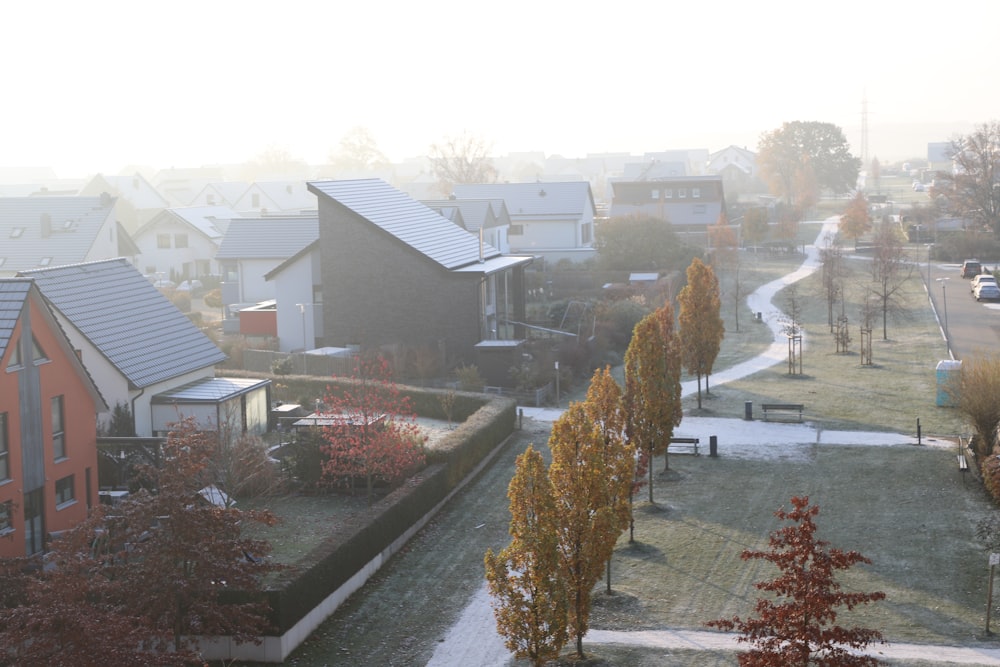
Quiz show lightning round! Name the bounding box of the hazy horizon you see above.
[2,0,994,179]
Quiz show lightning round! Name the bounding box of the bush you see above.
[169,291,191,313]
[204,288,223,309]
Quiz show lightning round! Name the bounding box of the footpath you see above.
[426,218,1000,666]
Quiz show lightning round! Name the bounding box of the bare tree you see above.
[327,126,389,176]
[428,132,498,195]
[869,220,913,340]
[934,121,1000,236]
[819,237,847,333]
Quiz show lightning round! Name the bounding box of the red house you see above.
[0,279,106,558]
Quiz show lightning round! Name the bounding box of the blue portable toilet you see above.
[936,360,962,407]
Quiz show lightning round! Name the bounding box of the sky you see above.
[2,0,996,179]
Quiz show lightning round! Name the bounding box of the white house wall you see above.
[272,251,320,352]
[135,218,220,280]
[136,368,216,436]
[237,258,283,304]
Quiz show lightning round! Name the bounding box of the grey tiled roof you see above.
[309,179,500,270]
[215,217,318,259]
[19,258,226,388]
[452,182,594,218]
[0,196,116,273]
[0,279,30,362]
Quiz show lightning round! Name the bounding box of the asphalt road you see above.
[925,256,1000,361]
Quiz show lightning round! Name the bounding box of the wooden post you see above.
[988,553,998,635]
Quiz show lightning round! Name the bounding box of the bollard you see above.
[710,435,718,457]
[917,417,921,445]
[518,408,523,430]
[744,401,753,421]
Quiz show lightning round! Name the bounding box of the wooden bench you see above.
[761,403,804,422]
[670,437,700,455]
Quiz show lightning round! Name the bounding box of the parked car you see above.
[971,274,997,293]
[176,279,204,295]
[962,260,983,278]
[975,283,1000,301]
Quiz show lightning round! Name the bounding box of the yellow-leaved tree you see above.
[678,257,725,409]
[484,446,568,666]
[624,302,683,497]
[840,191,872,250]
[549,400,629,660]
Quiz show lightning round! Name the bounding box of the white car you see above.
[971,274,997,293]
[975,283,1000,301]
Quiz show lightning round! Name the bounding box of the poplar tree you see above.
[678,257,725,409]
[485,446,568,666]
[707,496,886,666]
[624,302,682,495]
[548,402,624,659]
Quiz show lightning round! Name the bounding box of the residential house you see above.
[0,279,106,557]
[309,179,533,372]
[707,145,764,199]
[263,241,323,353]
[78,172,171,233]
[152,166,227,207]
[608,176,727,228]
[451,181,597,264]
[18,258,229,437]
[0,195,138,278]
[215,216,319,307]
[232,181,317,216]
[421,198,511,253]
[188,181,251,209]
[134,205,240,282]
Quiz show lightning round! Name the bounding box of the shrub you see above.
[203,288,223,309]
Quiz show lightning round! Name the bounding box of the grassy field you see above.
[242,229,994,666]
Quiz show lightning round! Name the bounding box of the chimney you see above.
[40,213,51,238]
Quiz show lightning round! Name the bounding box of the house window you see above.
[56,475,75,507]
[0,501,11,535]
[38,257,52,267]
[6,338,21,369]
[157,234,171,249]
[581,223,592,244]
[650,189,659,200]
[52,395,65,460]
[509,224,524,236]
[32,337,47,363]
[174,233,189,248]
[678,188,687,199]
[0,412,8,481]
[10,227,24,239]
[692,188,701,199]
[664,189,673,199]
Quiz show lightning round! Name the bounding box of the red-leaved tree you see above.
[707,496,886,666]
[321,354,427,504]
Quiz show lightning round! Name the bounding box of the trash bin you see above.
[935,360,962,407]
[744,401,753,420]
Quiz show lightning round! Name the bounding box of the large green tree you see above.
[678,257,725,409]
[624,302,683,497]
[594,214,699,271]
[707,496,886,666]
[758,121,860,204]
[934,121,1000,237]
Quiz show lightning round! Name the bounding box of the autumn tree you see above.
[869,219,912,340]
[327,125,389,176]
[742,207,770,249]
[321,354,427,504]
[934,121,1000,236]
[548,401,630,659]
[708,212,739,268]
[707,496,886,666]
[840,191,872,250]
[485,446,568,666]
[594,213,699,272]
[428,131,498,195]
[956,353,1000,462]
[624,302,682,499]
[758,121,861,204]
[0,418,282,663]
[678,258,725,409]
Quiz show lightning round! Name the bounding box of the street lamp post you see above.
[936,278,950,357]
[296,303,307,352]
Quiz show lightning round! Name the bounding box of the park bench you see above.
[761,403,804,422]
[669,437,700,455]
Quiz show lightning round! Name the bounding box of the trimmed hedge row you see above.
[223,370,516,635]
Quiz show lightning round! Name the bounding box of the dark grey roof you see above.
[215,217,319,259]
[421,199,507,234]
[308,179,500,269]
[0,279,30,362]
[18,258,226,388]
[0,196,116,273]
[452,182,595,219]
[151,376,269,403]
